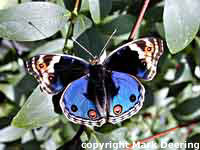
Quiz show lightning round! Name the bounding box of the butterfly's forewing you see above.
[26,54,89,94]
[103,38,164,80]
[60,75,106,127]
[107,71,145,124]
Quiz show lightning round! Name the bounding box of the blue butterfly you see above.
[26,37,163,127]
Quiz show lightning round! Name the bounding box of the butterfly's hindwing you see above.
[26,54,89,94]
[108,71,145,124]
[103,38,164,80]
[60,75,106,127]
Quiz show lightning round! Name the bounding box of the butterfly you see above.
[26,37,164,127]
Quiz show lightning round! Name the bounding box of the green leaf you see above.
[194,37,200,65]
[12,86,58,129]
[172,96,200,120]
[29,38,65,57]
[100,14,136,45]
[0,126,27,142]
[88,0,112,24]
[167,82,191,98]
[73,27,105,61]
[101,14,136,36]
[155,23,165,39]
[73,15,92,39]
[14,74,38,103]
[154,87,169,107]
[164,0,200,54]
[0,0,17,10]
[22,140,41,150]
[174,62,193,83]
[0,84,15,101]
[86,128,129,150]
[80,0,90,12]
[0,2,68,41]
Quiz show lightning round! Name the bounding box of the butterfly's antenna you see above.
[71,37,95,58]
[99,29,117,57]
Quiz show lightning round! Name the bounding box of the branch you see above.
[73,0,81,15]
[125,119,200,150]
[128,0,150,40]
[63,0,82,54]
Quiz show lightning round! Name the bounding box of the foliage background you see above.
[0,0,200,149]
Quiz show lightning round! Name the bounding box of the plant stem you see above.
[62,0,81,54]
[125,119,200,150]
[63,22,73,54]
[73,0,80,16]
[128,0,150,40]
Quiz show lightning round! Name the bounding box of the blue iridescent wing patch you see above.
[60,75,106,127]
[26,54,89,94]
[103,38,164,80]
[108,71,145,124]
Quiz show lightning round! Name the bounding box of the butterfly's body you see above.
[86,64,109,117]
[26,37,163,127]
[85,63,123,121]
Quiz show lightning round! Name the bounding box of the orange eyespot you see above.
[39,64,44,68]
[37,63,47,70]
[88,109,97,119]
[145,47,152,52]
[113,105,122,115]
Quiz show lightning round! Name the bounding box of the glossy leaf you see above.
[80,0,89,12]
[0,126,27,142]
[12,86,58,129]
[0,2,68,41]
[172,96,200,120]
[73,15,92,39]
[74,27,105,61]
[101,15,136,37]
[22,140,41,150]
[0,0,17,10]
[88,0,112,24]
[29,38,65,57]
[164,0,200,54]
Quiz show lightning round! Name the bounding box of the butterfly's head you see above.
[89,56,99,65]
